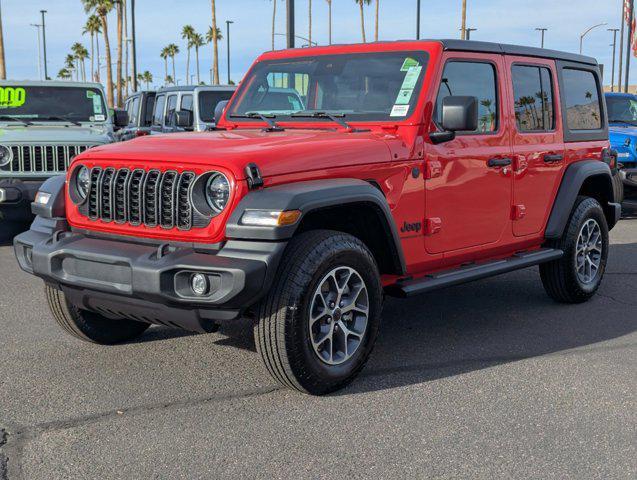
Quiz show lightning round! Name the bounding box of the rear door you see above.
[506,56,565,236]
[425,53,513,254]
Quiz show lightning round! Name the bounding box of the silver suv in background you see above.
[150,85,236,133]
[0,81,124,232]
[115,90,156,142]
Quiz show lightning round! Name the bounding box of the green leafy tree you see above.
[82,0,115,107]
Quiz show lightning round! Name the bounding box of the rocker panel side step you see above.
[387,248,564,298]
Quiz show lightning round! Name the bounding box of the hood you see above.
[81,129,394,179]
[0,123,113,144]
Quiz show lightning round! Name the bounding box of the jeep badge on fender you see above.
[14,40,621,395]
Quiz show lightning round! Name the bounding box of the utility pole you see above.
[466,28,476,40]
[40,10,48,80]
[609,28,619,92]
[30,24,42,80]
[535,27,547,48]
[226,20,233,84]
[131,0,138,92]
[460,0,467,40]
[625,0,634,92]
[416,0,421,40]
[287,0,295,48]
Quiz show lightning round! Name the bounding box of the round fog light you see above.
[191,273,209,296]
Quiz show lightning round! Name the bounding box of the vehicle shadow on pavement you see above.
[337,241,636,395]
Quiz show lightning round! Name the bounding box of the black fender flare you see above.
[226,179,406,274]
[545,160,621,239]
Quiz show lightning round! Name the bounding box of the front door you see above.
[506,57,565,237]
[425,53,513,255]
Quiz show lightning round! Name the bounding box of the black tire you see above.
[45,285,150,344]
[540,196,609,303]
[612,172,625,204]
[255,230,383,395]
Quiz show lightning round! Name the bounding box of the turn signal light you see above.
[240,209,302,227]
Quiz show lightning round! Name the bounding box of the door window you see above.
[143,95,155,126]
[152,94,166,126]
[512,65,554,132]
[127,96,140,126]
[562,68,601,130]
[165,95,178,125]
[435,61,498,134]
[180,94,193,112]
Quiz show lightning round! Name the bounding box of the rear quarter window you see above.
[562,68,602,130]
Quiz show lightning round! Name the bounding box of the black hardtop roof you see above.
[156,85,237,94]
[437,39,598,66]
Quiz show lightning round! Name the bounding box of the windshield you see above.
[199,91,235,122]
[606,95,637,124]
[0,85,107,122]
[228,51,428,122]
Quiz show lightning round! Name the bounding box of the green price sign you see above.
[0,87,27,108]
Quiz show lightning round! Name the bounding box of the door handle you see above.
[544,154,564,163]
[487,158,512,168]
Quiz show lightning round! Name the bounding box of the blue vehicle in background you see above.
[606,92,637,199]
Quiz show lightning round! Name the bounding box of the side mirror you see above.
[175,110,194,129]
[430,96,478,144]
[213,100,229,124]
[113,109,129,128]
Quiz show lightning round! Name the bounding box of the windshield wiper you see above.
[291,111,366,132]
[0,115,33,126]
[37,115,82,126]
[229,112,284,132]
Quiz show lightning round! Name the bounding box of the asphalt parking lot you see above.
[0,208,635,480]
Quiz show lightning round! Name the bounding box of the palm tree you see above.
[0,2,6,79]
[58,68,72,80]
[142,70,153,90]
[190,33,207,85]
[160,47,170,85]
[374,0,380,41]
[166,75,174,85]
[65,54,77,80]
[137,72,144,89]
[355,0,371,43]
[166,43,179,85]
[82,0,115,107]
[115,0,124,107]
[182,25,195,84]
[326,0,332,45]
[72,43,89,81]
[270,0,277,51]
[460,0,467,39]
[210,0,220,84]
[308,0,313,46]
[83,15,102,82]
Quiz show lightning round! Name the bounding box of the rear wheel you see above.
[45,285,150,344]
[254,230,382,395]
[540,196,609,303]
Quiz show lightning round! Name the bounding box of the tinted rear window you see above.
[562,68,601,130]
[512,65,554,132]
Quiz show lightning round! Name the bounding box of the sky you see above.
[1,0,633,88]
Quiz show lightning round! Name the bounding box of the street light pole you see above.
[30,24,42,80]
[416,0,421,40]
[466,28,476,40]
[609,28,619,92]
[625,0,634,92]
[535,27,547,48]
[287,0,295,48]
[226,20,234,84]
[579,22,607,54]
[40,10,48,80]
[131,0,138,92]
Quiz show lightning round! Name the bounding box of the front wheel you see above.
[255,230,383,395]
[540,196,609,303]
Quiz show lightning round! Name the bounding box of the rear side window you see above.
[562,68,601,130]
[181,94,193,112]
[165,95,178,125]
[512,65,554,132]
[144,95,155,126]
[152,94,166,126]
[127,96,140,126]
[199,91,235,123]
[435,61,498,134]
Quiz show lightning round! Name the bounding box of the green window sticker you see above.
[401,57,420,72]
[0,87,27,108]
[86,91,95,98]
[92,95,103,114]
[400,66,422,90]
[395,88,414,105]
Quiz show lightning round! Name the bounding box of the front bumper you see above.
[0,178,43,223]
[14,217,286,331]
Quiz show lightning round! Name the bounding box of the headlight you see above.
[76,166,91,199]
[0,145,13,167]
[205,172,230,214]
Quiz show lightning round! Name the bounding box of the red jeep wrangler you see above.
[15,40,621,395]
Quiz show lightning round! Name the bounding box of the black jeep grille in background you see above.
[85,167,198,230]
[7,145,94,173]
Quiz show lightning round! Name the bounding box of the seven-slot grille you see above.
[5,145,93,173]
[86,167,197,230]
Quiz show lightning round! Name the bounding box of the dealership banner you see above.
[625,0,637,56]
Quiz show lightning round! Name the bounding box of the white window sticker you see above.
[395,88,414,105]
[94,114,106,121]
[92,95,103,114]
[390,105,410,117]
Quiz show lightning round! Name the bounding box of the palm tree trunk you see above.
[271,0,276,51]
[211,0,220,84]
[164,58,168,85]
[172,56,176,85]
[100,15,114,108]
[308,0,312,46]
[375,0,379,41]
[186,47,190,83]
[90,33,95,82]
[359,1,366,43]
[196,46,200,84]
[328,1,332,45]
[460,0,467,40]
[95,34,101,83]
[116,0,124,107]
[0,2,5,79]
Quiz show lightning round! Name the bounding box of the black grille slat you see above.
[83,167,198,230]
[2,145,95,174]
